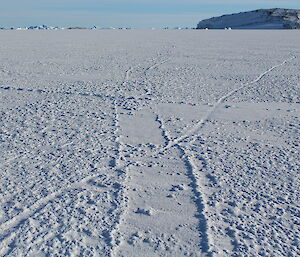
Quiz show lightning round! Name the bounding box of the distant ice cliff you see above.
[197,8,300,29]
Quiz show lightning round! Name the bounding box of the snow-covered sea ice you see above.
[0,30,299,256]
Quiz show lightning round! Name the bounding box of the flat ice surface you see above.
[0,30,299,257]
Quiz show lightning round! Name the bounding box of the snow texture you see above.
[0,30,299,256]
[197,8,300,29]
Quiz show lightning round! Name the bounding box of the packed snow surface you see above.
[197,8,300,29]
[0,30,299,256]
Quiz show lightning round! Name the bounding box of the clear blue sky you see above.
[1,0,299,28]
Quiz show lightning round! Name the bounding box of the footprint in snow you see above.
[135,208,153,216]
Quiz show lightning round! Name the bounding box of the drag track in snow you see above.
[158,55,297,152]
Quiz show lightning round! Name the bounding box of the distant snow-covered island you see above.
[197,8,300,29]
